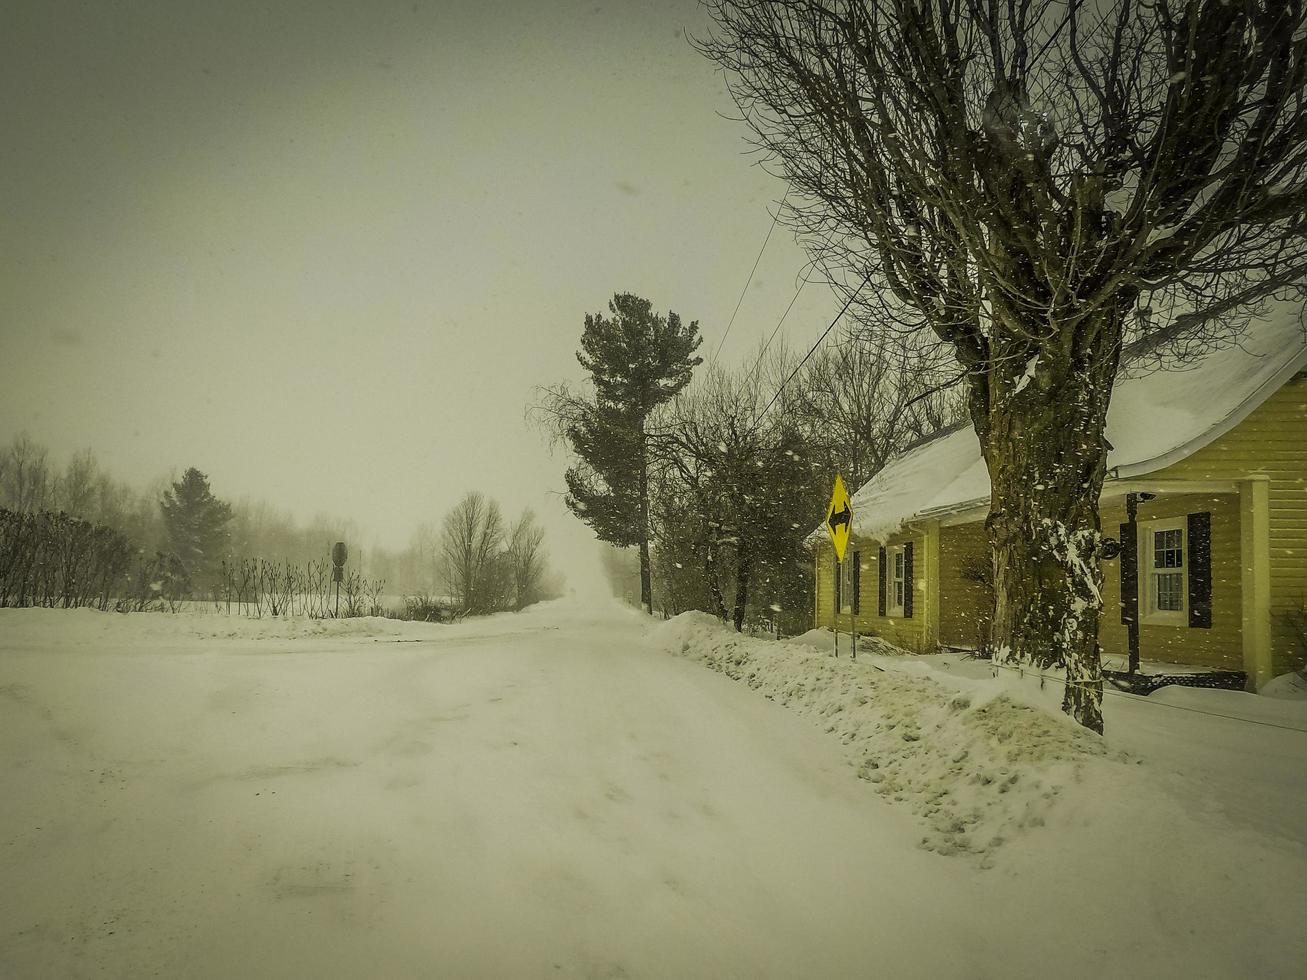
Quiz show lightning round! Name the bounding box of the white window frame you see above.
[839,552,855,614]
[886,544,906,617]
[1139,517,1188,626]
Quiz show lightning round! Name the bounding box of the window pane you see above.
[895,552,904,577]
[1155,572,1183,611]
[1153,529,1183,569]
[895,581,904,608]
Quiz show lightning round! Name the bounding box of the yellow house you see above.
[812,319,1307,688]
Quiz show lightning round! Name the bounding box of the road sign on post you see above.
[825,476,853,658]
[332,542,347,616]
[825,475,852,561]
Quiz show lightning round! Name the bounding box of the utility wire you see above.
[740,267,811,392]
[712,186,790,363]
[751,271,873,430]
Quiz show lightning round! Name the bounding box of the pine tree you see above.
[159,467,233,593]
[563,293,703,614]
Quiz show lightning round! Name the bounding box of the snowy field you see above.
[2,600,1305,979]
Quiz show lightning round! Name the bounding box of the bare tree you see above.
[660,365,818,632]
[764,331,966,491]
[506,509,548,610]
[699,0,1307,731]
[55,448,100,521]
[439,492,506,614]
[0,433,53,513]
[409,521,441,594]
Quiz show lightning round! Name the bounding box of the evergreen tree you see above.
[562,293,702,614]
[159,467,233,592]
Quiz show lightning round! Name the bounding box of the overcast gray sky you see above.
[0,0,838,590]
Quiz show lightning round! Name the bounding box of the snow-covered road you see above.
[2,600,1304,978]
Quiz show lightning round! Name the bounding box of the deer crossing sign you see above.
[825,474,853,563]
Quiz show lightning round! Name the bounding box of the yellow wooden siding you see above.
[938,522,992,649]
[1097,493,1244,670]
[814,544,835,627]
[923,496,1242,668]
[1144,373,1307,674]
[814,534,928,652]
[812,372,1306,673]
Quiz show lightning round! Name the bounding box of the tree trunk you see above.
[732,537,750,632]
[978,312,1124,734]
[704,537,729,622]
[637,427,653,615]
[638,535,652,615]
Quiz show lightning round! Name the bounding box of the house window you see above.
[887,544,905,617]
[1140,519,1187,625]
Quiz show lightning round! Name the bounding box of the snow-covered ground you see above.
[2,601,1305,978]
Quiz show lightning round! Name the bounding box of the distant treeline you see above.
[0,433,564,617]
[0,506,393,617]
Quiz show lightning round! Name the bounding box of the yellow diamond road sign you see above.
[825,474,853,563]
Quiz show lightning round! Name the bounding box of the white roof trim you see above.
[1109,345,1307,480]
[825,318,1307,546]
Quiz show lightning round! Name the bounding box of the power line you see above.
[712,186,790,363]
[740,266,812,392]
[751,271,873,429]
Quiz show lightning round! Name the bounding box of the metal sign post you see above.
[852,590,857,661]
[833,558,840,658]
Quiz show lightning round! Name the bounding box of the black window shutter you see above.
[1120,522,1137,625]
[1188,512,1212,629]
[877,546,887,616]
[833,553,841,614]
[851,551,861,615]
[903,541,915,619]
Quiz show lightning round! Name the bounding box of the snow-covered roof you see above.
[837,315,1307,544]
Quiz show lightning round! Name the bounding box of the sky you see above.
[0,0,841,591]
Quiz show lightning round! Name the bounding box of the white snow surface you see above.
[2,602,1306,978]
[657,614,1113,860]
[1261,668,1307,700]
[836,316,1307,542]
[656,614,1307,976]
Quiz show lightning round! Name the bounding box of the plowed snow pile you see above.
[655,613,1117,861]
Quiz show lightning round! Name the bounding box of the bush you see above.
[116,551,191,613]
[0,508,135,610]
[213,555,384,619]
[391,592,455,623]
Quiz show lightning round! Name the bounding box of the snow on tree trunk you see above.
[978,321,1121,734]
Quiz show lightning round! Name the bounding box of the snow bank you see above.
[1261,669,1307,700]
[653,613,1113,861]
[0,601,569,650]
[0,605,418,644]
